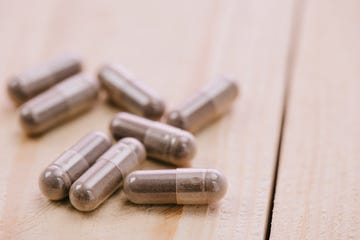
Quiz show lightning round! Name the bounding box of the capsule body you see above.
[69,138,146,212]
[110,112,196,166]
[20,73,99,136]
[38,131,111,200]
[166,75,239,133]
[124,169,227,204]
[98,64,165,120]
[7,55,82,104]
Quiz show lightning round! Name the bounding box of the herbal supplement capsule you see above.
[166,75,239,133]
[7,54,82,104]
[98,64,165,120]
[69,138,146,212]
[20,73,99,136]
[110,112,196,166]
[39,131,111,200]
[124,168,228,204]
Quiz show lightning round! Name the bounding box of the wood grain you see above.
[270,0,360,239]
[0,0,295,239]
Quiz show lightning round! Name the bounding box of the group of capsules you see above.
[7,54,239,212]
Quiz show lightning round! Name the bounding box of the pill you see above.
[98,64,165,120]
[20,73,99,136]
[166,75,239,133]
[39,131,111,200]
[110,112,196,166]
[7,54,82,104]
[124,168,227,204]
[69,137,146,212]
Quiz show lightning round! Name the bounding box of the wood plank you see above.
[270,0,360,239]
[174,0,296,238]
[0,0,295,239]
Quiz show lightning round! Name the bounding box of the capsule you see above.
[110,112,196,166]
[20,73,99,136]
[124,169,227,204]
[166,75,239,133]
[69,138,146,212]
[7,54,82,104]
[38,131,111,200]
[98,64,165,120]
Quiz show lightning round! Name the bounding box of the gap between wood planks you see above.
[265,0,306,238]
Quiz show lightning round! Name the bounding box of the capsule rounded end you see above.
[166,111,187,130]
[225,76,240,98]
[97,64,113,82]
[69,182,98,212]
[92,131,112,146]
[170,133,197,166]
[19,105,39,135]
[109,113,125,140]
[7,77,27,105]
[205,169,228,203]
[110,113,147,141]
[120,137,146,162]
[66,54,83,70]
[123,172,142,204]
[143,99,165,120]
[38,165,71,200]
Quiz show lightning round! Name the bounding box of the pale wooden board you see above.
[270,0,360,239]
[0,0,294,239]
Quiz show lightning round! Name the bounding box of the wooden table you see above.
[0,0,359,239]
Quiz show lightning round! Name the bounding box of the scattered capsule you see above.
[20,73,99,136]
[98,64,165,120]
[69,138,146,212]
[110,112,196,166]
[39,131,111,200]
[124,168,228,204]
[166,75,239,133]
[7,54,82,104]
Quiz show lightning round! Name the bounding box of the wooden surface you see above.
[0,0,358,239]
[270,0,360,239]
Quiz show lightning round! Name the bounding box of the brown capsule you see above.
[110,112,196,166]
[69,138,146,212]
[124,168,228,204]
[98,64,165,120]
[7,54,82,104]
[20,73,99,136]
[166,75,239,133]
[39,131,112,200]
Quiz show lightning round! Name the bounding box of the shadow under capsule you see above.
[121,197,184,217]
[121,197,215,219]
[56,187,125,217]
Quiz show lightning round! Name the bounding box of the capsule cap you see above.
[143,98,165,120]
[7,77,28,105]
[165,110,187,131]
[69,181,98,211]
[38,131,111,200]
[169,132,196,166]
[204,169,228,203]
[166,75,239,133]
[39,165,72,200]
[175,169,228,204]
[19,73,99,136]
[7,54,82,105]
[99,64,165,120]
[69,137,145,211]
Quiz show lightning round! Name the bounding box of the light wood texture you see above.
[0,0,295,239]
[270,0,360,239]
